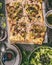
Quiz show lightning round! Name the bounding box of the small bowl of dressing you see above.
[45,10,52,29]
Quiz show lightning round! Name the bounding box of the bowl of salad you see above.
[29,46,52,65]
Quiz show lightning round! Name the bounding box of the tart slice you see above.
[9,17,27,43]
[6,2,23,22]
[24,0,44,24]
[26,23,46,44]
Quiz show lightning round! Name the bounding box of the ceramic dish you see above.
[45,10,52,29]
[3,44,22,65]
[29,46,52,65]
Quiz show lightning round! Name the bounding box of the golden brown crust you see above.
[6,0,46,44]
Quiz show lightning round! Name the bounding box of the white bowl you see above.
[3,44,22,65]
[45,10,52,29]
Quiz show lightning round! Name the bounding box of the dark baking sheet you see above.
[0,0,52,65]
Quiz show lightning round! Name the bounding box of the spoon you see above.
[0,27,7,41]
[0,42,7,65]
[0,43,7,53]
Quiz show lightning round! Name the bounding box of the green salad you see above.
[29,46,52,65]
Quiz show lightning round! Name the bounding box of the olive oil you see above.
[46,14,52,25]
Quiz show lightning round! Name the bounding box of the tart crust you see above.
[6,0,46,44]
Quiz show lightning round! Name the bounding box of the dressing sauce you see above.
[46,14,52,25]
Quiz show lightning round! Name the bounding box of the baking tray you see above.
[5,0,48,44]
